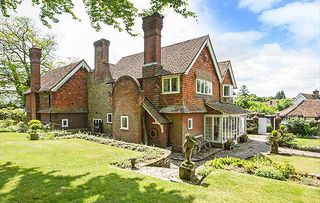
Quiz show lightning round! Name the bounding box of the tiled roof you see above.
[280,99,320,118]
[301,93,315,99]
[142,98,171,124]
[110,35,208,79]
[24,60,83,94]
[205,99,250,114]
[159,105,207,113]
[218,60,230,77]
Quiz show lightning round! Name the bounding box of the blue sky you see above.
[6,0,320,97]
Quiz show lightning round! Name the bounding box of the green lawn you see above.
[1,133,320,203]
[266,154,320,174]
[290,138,320,150]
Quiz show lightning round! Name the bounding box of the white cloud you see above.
[238,0,281,13]
[260,0,320,45]
[6,0,319,97]
[232,43,319,97]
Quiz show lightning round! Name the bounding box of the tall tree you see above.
[275,90,286,99]
[238,85,249,96]
[0,0,196,36]
[0,17,57,105]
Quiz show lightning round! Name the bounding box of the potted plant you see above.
[225,138,234,150]
[28,120,43,140]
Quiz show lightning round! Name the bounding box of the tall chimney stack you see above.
[93,39,110,79]
[313,90,319,99]
[29,47,42,91]
[142,12,163,78]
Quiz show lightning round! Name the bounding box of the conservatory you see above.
[204,101,250,144]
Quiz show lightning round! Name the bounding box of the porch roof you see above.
[204,100,250,115]
[142,98,171,124]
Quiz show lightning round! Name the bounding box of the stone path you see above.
[137,134,320,182]
[249,134,320,158]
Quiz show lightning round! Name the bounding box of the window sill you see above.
[161,91,180,95]
[120,128,129,130]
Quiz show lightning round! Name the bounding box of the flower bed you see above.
[198,155,319,187]
[55,133,171,168]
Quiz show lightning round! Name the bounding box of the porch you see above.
[203,114,247,145]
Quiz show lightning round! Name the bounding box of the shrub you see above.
[239,134,248,143]
[17,122,28,133]
[0,108,26,122]
[247,120,258,134]
[267,130,278,144]
[267,124,273,133]
[277,162,295,178]
[255,166,286,180]
[286,118,320,137]
[224,139,234,150]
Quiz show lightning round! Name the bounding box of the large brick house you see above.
[25,13,249,151]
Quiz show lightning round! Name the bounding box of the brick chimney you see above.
[93,39,110,79]
[142,12,163,78]
[29,47,42,91]
[313,90,319,99]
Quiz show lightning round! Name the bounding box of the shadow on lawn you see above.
[0,162,195,202]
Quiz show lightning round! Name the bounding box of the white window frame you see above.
[61,119,69,128]
[196,78,212,95]
[120,116,129,130]
[223,85,233,97]
[162,75,180,94]
[188,118,193,130]
[107,113,112,124]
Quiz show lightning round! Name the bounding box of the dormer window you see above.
[162,75,180,94]
[196,78,212,95]
[223,85,233,97]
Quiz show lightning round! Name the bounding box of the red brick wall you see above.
[145,112,169,147]
[25,94,31,113]
[50,113,87,129]
[165,113,183,151]
[181,113,204,137]
[112,76,144,144]
[160,76,183,108]
[142,76,162,108]
[183,47,221,108]
[222,70,233,85]
[51,69,88,112]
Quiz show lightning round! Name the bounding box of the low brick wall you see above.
[144,150,171,168]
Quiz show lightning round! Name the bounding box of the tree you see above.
[275,90,286,99]
[238,85,249,96]
[0,17,57,105]
[0,0,196,36]
[276,99,293,111]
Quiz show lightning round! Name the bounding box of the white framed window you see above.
[162,75,180,94]
[223,85,233,97]
[188,118,193,130]
[107,113,112,124]
[196,78,212,95]
[61,119,69,128]
[120,116,129,130]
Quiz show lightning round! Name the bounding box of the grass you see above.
[290,138,320,149]
[1,132,320,203]
[266,154,320,174]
